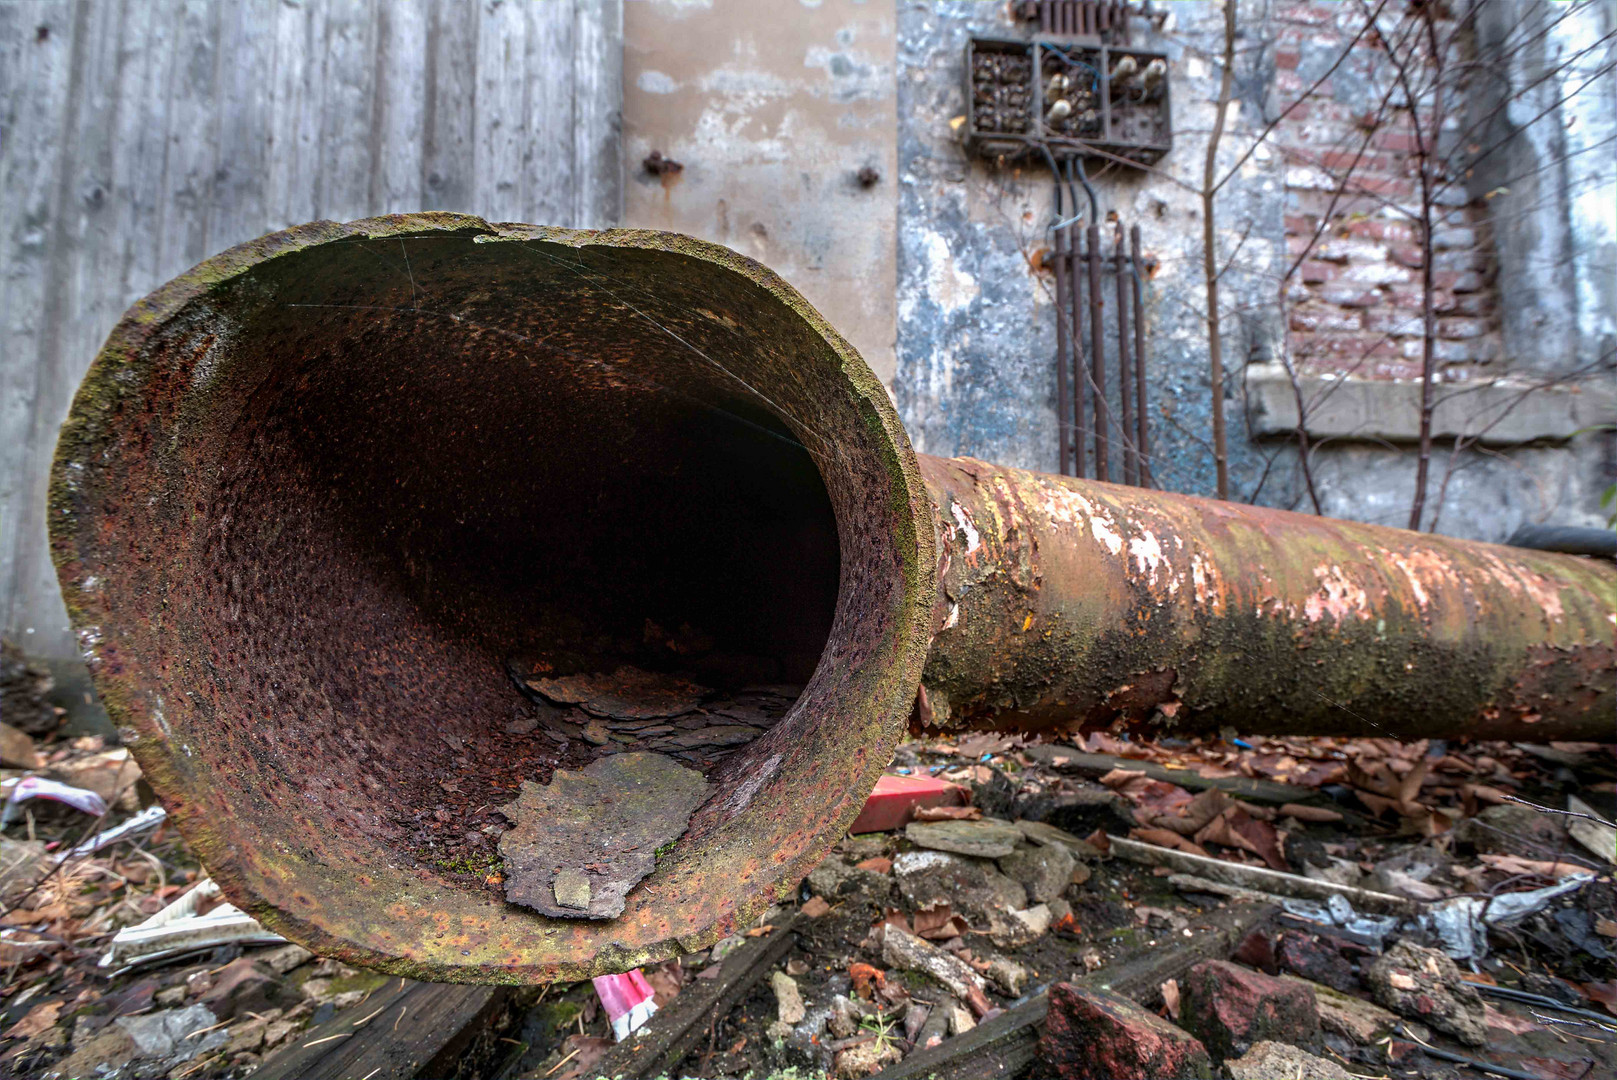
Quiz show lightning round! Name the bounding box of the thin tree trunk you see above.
[1203,0,1237,500]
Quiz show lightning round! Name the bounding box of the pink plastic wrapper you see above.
[592,969,658,1041]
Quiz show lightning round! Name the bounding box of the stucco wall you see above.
[620,0,899,384]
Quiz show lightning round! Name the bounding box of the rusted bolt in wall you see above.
[51,217,1615,984]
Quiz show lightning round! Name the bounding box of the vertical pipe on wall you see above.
[1131,223,1152,487]
[1068,226,1088,478]
[1086,223,1109,480]
[1054,226,1072,476]
[1115,222,1137,485]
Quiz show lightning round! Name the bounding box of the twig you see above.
[544,1046,581,1076]
[1503,795,1617,832]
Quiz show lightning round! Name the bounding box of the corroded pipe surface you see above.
[919,456,1616,741]
[50,217,1614,986]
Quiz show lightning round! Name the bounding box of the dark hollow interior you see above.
[193,298,842,881]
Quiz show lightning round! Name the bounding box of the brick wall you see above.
[1268,1,1504,382]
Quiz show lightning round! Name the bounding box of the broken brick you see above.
[1179,960,1321,1061]
[1037,983,1213,1079]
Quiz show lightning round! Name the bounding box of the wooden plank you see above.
[0,1,623,665]
[593,915,801,1080]
[867,902,1276,1080]
[254,978,508,1080]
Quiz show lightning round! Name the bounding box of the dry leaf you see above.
[3,1001,61,1041]
[1483,1006,1540,1035]
[1161,978,1181,1020]
[1477,854,1590,879]
[800,896,832,918]
[745,924,775,937]
[913,904,968,941]
[849,962,885,999]
[1131,827,1211,858]
[1582,981,1617,1018]
[1595,918,1617,939]
[1279,803,1343,823]
[856,857,893,874]
[1192,807,1287,871]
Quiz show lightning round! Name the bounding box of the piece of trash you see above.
[101,878,286,973]
[1421,874,1595,960]
[498,751,708,919]
[593,969,659,1041]
[55,804,167,863]
[1,775,109,823]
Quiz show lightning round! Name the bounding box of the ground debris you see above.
[497,751,708,919]
[524,664,710,720]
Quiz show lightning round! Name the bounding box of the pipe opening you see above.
[56,218,933,979]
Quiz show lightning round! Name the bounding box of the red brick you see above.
[1377,130,1422,153]
[1299,261,1335,284]
[1284,214,1314,237]
[850,774,970,834]
[1180,960,1321,1061]
[1039,983,1214,1080]
[1390,245,1424,268]
[1275,50,1301,70]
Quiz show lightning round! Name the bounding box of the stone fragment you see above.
[1179,960,1321,1060]
[1453,803,1568,860]
[1038,982,1214,1079]
[1016,785,1137,838]
[770,970,806,1025]
[891,850,1026,923]
[806,857,893,905]
[1364,939,1486,1046]
[0,722,41,768]
[529,666,708,720]
[827,994,863,1039]
[553,869,592,910]
[913,997,955,1049]
[1015,818,1104,858]
[655,725,761,750]
[998,842,1077,903]
[155,986,187,1007]
[1279,976,1418,1045]
[988,903,1052,948]
[1275,930,1358,992]
[833,1038,901,1078]
[47,1028,140,1079]
[982,954,1029,996]
[1225,1040,1353,1080]
[200,957,289,1019]
[581,719,611,745]
[905,817,1024,858]
[880,924,990,1013]
[115,1004,227,1063]
[260,943,314,975]
[945,1000,976,1034]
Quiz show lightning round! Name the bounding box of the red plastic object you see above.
[848,773,970,834]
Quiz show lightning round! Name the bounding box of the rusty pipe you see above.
[918,456,1615,742]
[50,217,1615,985]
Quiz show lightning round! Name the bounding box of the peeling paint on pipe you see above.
[50,218,1615,985]
[919,455,1616,741]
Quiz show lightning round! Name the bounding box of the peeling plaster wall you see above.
[620,0,898,384]
[892,1,1614,540]
[894,0,1285,498]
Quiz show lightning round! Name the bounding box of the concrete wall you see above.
[620,0,898,384]
[0,0,622,670]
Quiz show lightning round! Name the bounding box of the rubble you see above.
[1365,939,1488,1045]
[1225,1039,1353,1079]
[904,817,1023,858]
[1178,959,1322,1060]
[1038,983,1214,1079]
[879,924,992,1015]
[998,839,1077,902]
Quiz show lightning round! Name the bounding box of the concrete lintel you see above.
[1245,364,1616,445]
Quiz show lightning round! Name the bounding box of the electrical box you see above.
[965,37,1172,167]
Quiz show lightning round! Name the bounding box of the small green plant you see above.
[858,1010,902,1053]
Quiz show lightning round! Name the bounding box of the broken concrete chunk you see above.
[1016,818,1104,858]
[1364,939,1486,1046]
[1279,975,1419,1045]
[770,970,806,1025]
[497,751,709,920]
[999,841,1077,903]
[1038,982,1214,1079]
[653,725,762,750]
[1225,1040,1353,1080]
[981,952,1029,996]
[988,903,1052,948]
[905,817,1023,858]
[892,849,1027,923]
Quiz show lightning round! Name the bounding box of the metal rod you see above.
[1131,224,1152,487]
[1114,222,1137,485]
[1054,228,1071,476]
[1086,223,1109,480]
[1068,225,1088,478]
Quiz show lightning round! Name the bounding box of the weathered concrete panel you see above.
[0,0,622,662]
[620,0,897,384]
[1246,365,1617,445]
